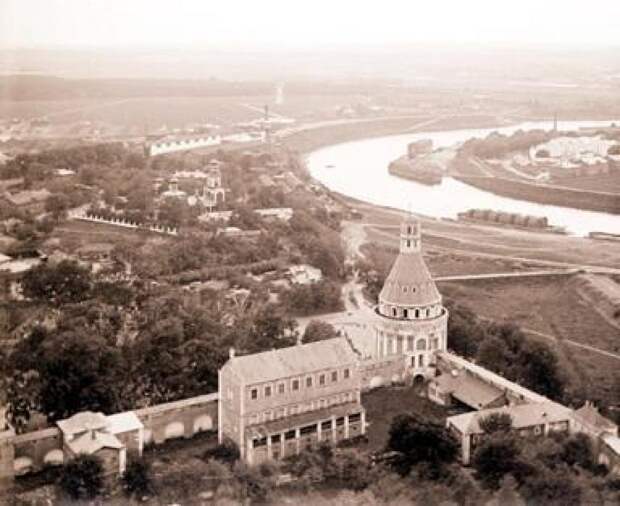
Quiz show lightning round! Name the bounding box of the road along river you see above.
[306,120,620,236]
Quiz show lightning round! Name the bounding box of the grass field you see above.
[440,276,620,404]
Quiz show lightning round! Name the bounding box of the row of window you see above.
[248,392,356,425]
[249,368,351,401]
[382,304,442,320]
[252,412,363,448]
[380,336,440,354]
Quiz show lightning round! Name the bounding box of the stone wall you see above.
[135,393,219,445]
[0,393,219,486]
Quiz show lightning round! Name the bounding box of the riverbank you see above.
[283,113,509,153]
[454,174,620,215]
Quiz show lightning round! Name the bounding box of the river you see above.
[306,120,620,236]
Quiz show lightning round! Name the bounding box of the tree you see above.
[45,193,70,219]
[303,320,338,343]
[560,433,595,471]
[472,435,526,490]
[22,260,92,305]
[386,414,458,476]
[517,340,565,401]
[476,336,511,375]
[446,301,485,358]
[479,413,513,435]
[122,458,153,497]
[39,331,123,421]
[59,454,105,500]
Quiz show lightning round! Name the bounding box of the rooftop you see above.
[65,430,123,456]
[434,371,505,410]
[222,337,358,385]
[379,251,441,307]
[448,402,572,435]
[573,401,618,434]
[57,411,108,436]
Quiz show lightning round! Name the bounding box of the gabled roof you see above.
[434,372,505,410]
[448,402,572,435]
[379,251,441,307]
[57,411,108,436]
[573,402,617,434]
[65,431,123,456]
[222,337,358,385]
[107,411,143,435]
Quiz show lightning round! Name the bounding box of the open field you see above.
[440,276,620,404]
[344,198,620,270]
[552,172,620,194]
[0,94,372,129]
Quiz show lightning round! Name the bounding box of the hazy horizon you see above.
[3,0,620,51]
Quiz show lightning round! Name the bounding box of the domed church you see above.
[373,216,448,382]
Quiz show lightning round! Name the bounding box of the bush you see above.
[203,438,240,465]
[58,454,105,500]
[122,458,153,497]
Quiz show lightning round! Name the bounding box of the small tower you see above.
[400,216,421,254]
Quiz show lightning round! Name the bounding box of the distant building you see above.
[218,338,366,464]
[2,189,51,214]
[255,207,293,222]
[447,402,573,465]
[147,134,221,156]
[289,264,322,285]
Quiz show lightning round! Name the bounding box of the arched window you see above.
[415,309,420,318]
[416,339,426,351]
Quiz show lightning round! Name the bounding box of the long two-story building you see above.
[218,338,365,464]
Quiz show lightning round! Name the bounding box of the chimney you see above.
[229,347,235,360]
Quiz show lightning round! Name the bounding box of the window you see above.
[285,430,296,440]
[349,413,362,423]
[278,383,285,394]
[331,371,338,382]
[319,374,326,386]
[418,355,424,368]
[292,379,300,391]
[321,420,332,430]
[253,437,267,448]
[343,368,350,379]
[250,388,258,400]
[300,424,317,436]
[264,385,272,397]
[271,434,281,444]
[403,308,408,317]
[306,376,313,388]
[392,307,397,317]
[336,417,345,426]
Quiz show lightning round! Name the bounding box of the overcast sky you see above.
[2,0,620,50]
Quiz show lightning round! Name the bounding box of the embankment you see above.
[284,114,502,153]
[454,175,620,215]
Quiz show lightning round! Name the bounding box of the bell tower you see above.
[400,216,421,254]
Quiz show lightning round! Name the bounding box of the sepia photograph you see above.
[0,1,619,504]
